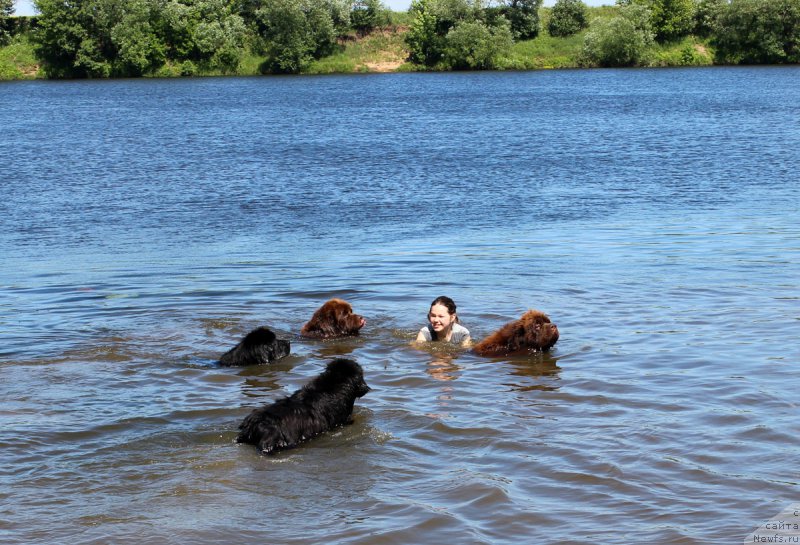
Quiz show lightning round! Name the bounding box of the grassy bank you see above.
[0,35,39,80]
[1,7,716,81]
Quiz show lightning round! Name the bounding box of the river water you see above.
[1,67,799,544]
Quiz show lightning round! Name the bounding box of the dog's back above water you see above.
[236,358,370,454]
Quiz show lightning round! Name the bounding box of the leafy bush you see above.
[650,35,713,66]
[33,0,111,77]
[712,0,800,64]
[351,0,391,35]
[0,34,41,79]
[405,0,478,67]
[406,0,440,65]
[163,0,247,72]
[110,0,165,76]
[693,0,725,37]
[254,0,344,73]
[442,18,513,69]
[548,0,588,38]
[618,0,695,42]
[504,0,542,40]
[32,0,248,78]
[582,4,654,67]
[0,0,13,46]
[255,0,313,72]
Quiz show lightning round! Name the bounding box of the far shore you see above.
[5,4,791,81]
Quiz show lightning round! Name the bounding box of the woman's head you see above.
[429,296,457,318]
[427,296,459,338]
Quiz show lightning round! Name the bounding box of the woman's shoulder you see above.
[451,322,470,343]
[453,322,470,335]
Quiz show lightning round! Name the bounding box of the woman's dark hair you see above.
[429,296,459,322]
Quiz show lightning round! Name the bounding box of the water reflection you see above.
[425,353,462,382]
[409,340,468,382]
[503,354,562,392]
[308,340,362,359]
[235,357,299,399]
[401,340,468,420]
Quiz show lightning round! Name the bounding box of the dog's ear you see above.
[319,302,347,336]
[524,322,541,343]
[333,303,354,333]
[504,324,525,351]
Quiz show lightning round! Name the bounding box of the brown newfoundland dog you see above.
[300,298,366,339]
[473,310,559,357]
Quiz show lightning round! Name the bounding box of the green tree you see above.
[33,0,247,78]
[351,0,391,35]
[110,0,165,76]
[712,0,800,64]
[429,0,475,32]
[330,0,352,34]
[405,0,443,65]
[255,0,309,72]
[1,0,14,46]
[617,0,694,42]
[303,0,336,57]
[547,0,588,37]
[160,0,247,71]
[504,0,542,40]
[405,0,477,66]
[255,0,339,73]
[693,0,724,37]
[33,0,113,77]
[443,17,513,69]
[582,3,654,66]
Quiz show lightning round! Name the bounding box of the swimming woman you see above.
[415,296,472,347]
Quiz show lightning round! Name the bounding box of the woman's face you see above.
[428,303,456,333]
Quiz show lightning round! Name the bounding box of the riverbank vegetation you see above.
[1,0,799,80]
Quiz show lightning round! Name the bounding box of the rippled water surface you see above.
[1,67,799,544]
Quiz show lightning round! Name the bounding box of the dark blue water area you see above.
[1,67,799,544]
[4,68,796,253]
[3,68,798,343]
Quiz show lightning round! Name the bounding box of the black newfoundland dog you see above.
[236,358,370,454]
[218,327,291,367]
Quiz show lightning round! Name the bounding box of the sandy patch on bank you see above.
[361,59,405,72]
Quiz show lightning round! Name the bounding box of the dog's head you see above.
[271,338,291,360]
[516,310,559,352]
[219,326,291,366]
[301,298,366,338]
[245,327,291,360]
[320,358,371,398]
[473,309,559,357]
